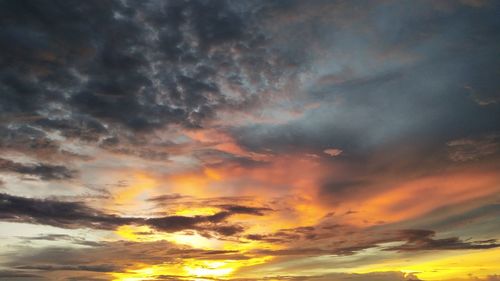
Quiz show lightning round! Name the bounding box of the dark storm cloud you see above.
[0,0,307,167]
[0,158,76,180]
[0,193,268,236]
[0,0,289,143]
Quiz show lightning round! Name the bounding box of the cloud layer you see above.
[0,1,499,281]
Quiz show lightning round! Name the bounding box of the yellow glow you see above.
[183,260,235,277]
[114,173,157,211]
[204,168,222,180]
[111,257,273,281]
[115,224,217,249]
[183,257,273,278]
[115,225,151,242]
[166,232,218,249]
[111,263,183,281]
[174,207,219,216]
[353,248,500,280]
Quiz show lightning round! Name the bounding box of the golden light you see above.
[183,260,235,277]
[174,206,219,216]
[352,248,500,281]
[111,256,273,281]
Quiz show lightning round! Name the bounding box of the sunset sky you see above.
[1,1,500,281]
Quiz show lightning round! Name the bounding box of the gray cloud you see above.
[0,193,269,236]
[0,270,43,279]
[0,158,76,180]
[4,240,248,276]
[0,0,304,167]
[246,226,499,256]
[386,229,499,252]
[229,0,500,176]
[447,134,500,162]
[0,0,290,133]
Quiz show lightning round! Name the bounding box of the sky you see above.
[0,0,499,281]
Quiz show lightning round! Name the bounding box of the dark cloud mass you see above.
[0,158,76,180]
[386,229,500,251]
[0,193,133,230]
[0,193,266,236]
[0,0,294,161]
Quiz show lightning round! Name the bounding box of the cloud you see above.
[245,226,499,257]
[4,240,248,277]
[0,0,292,138]
[323,148,343,157]
[447,134,500,162]
[0,158,76,180]
[319,179,369,204]
[386,229,500,251]
[218,204,272,216]
[0,193,135,230]
[146,204,271,234]
[220,272,420,281]
[15,264,117,273]
[147,193,187,203]
[0,1,499,280]
[0,270,43,279]
[0,193,269,236]
[0,0,315,170]
[17,234,102,247]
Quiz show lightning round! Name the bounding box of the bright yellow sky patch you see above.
[353,248,500,280]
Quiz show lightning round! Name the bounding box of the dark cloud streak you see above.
[0,158,76,180]
[0,193,269,236]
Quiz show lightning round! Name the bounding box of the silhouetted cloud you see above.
[386,229,500,251]
[0,193,268,236]
[0,158,76,180]
[5,240,248,275]
[0,270,43,279]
